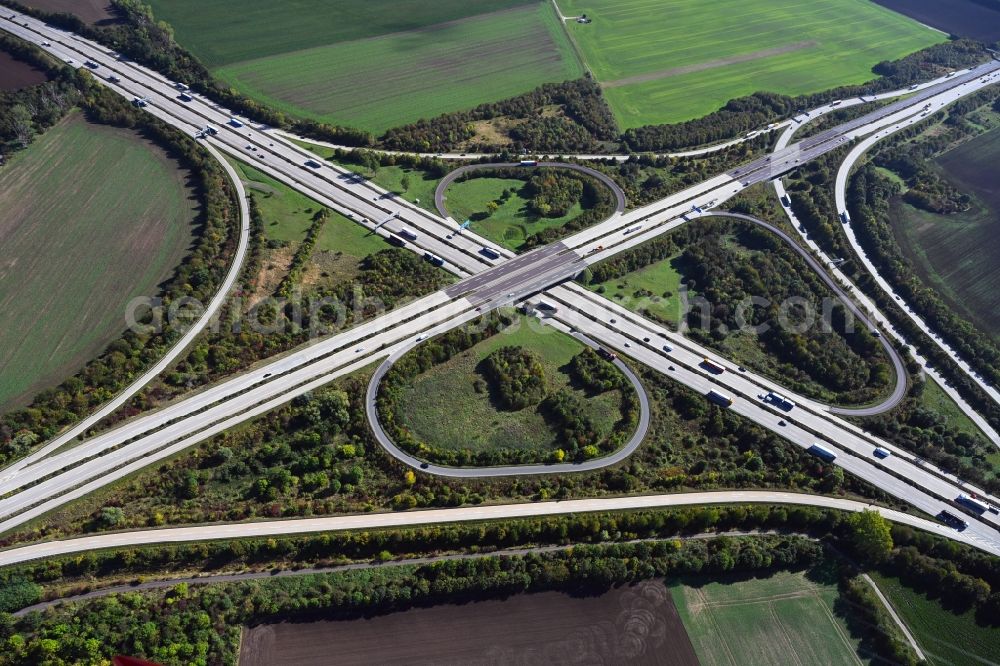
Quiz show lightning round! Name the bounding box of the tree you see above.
[848,510,893,563]
[403,470,416,486]
[400,175,411,192]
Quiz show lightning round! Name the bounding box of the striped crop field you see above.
[559,0,944,128]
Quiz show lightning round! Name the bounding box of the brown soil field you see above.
[240,581,699,666]
[873,0,1000,42]
[17,0,117,24]
[0,51,49,90]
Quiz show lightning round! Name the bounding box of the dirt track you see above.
[239,581,699,666]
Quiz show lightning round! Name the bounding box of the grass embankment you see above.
[672,568,868,665]
[161,0,584,133]
[0,112,197,414]
[444,176,587,251]
[227,159,390,288]
[887,126,1000,341]
[559,0,943,129]
[400,319,625,456]
[869,572,1000,666]
[588,255,685,324]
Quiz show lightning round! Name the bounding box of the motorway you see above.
[0,491,994,568]
[1,8,999,553]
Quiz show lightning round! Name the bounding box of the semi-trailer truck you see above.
[956,494,990,514]
[808,443,837,462]
[701,358,726,374]
[707,390,734,407]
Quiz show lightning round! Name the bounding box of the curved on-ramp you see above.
[711,212,907,416]
[433,162,627,222]
[365,328,650,477]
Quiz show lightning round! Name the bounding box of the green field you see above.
[443,176,587,251]
[0,112,198,414]
[589,253,685,324]
[887,126,1000,341]
[559,0,943,128]
[400,318,626,455]
[672,569,868,665]
[206,2,582,133]
[869,573,1000,666]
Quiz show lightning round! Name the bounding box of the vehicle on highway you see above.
[662,343,672,352]
[623,225,642,235]
[766,392,796,411]
[701,357,726,374]
[480,247,501,260]
[778,420,787,426]
[808,443,837,462]
[519,160,538,167]
[304,159,322,169]
[422,252,444,267]
[956,494,990,514]
[938,510,968,529]
[873,447,891,459]
[229,117,243,128]
[388,234,406,247]
[706,390,734,407]
[598,348,617,361]
[399,228,418,241]
[178,93,193,102]
[107,75,120,83]
[84,60,98,69]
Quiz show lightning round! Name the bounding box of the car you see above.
[873,447,891,459]
[778,420,787,426]
[420,463,429,469]
[738,366,746,372]
[41,41,51,46]
[668,365,675,371]
[643,337,650,342]
[355,347,364,353]
[662,344,672,353]
[624,342,631,348]
[609,318,616,324]
[263,373,272,378]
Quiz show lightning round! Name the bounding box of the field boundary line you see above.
[768,601,805,666]
[861,574,926,661]
[548,0,591,78]
[809,586,864,666]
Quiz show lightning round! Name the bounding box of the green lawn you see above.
[869,573,1000,666]
[442,176,586,251]
[919,376,991,441]
[559,0,943,128]
[213,3,583,133]
[588,254,685,324]
[887,126,1000,342]
[400,317,626,455]
[671,569,868,665]
[0,112,197,414]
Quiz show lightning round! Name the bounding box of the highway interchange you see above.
[2,8,1000,562]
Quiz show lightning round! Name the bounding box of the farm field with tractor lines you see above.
[559,0,944,128]
[0,112,198,415]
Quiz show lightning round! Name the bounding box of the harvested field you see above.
[873,0,1000,42]
[17,0,116,24]
[0,50,48,90]
[215,3,583,133]
[239,580,696,666]
[0,112,198,415]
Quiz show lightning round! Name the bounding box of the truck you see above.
[938,510,968,529]
[422,252,444,267]
[204,125,219,136]
[623,225,642,235]
[701,357,726,374]
[178,92,193,102]
[808,443,837,462]
[767,392,796,411]
[830,99,842,107]
[480,246,501,260]
[707,390,734,407]
[519,160,538,167]
[388,234,406,247]
[597,348,617,361]
[956,494,990,514]
[398,228,417,241]
[229,117,244,128]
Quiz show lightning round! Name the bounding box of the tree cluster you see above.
[481,347,547,410]
[524,171,585,217]
[379,78,618,153]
